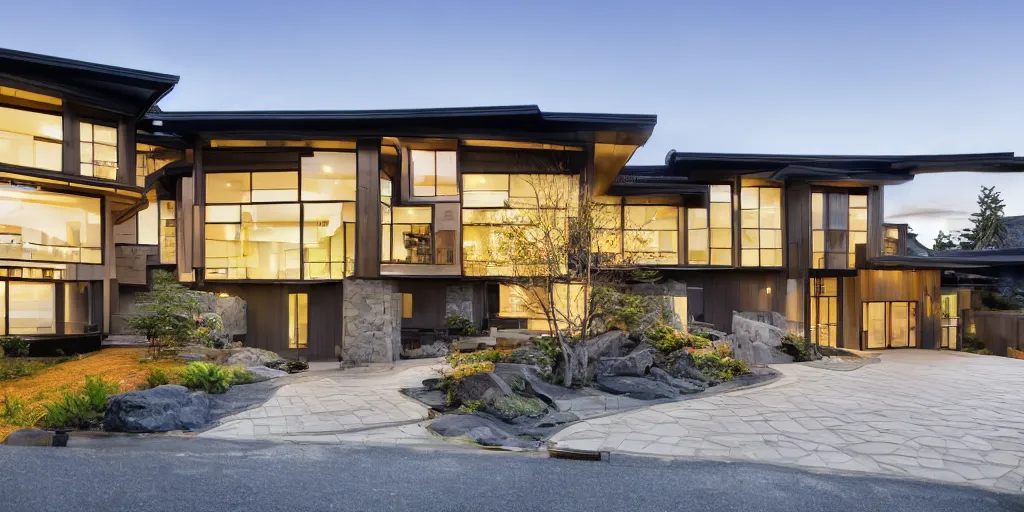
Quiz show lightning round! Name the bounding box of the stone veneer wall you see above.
[342,278,402,363]
[445,283,474,321]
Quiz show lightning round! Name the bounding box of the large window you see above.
[119,200,176,264]
[740,186,782,267]
[687,184,733,266]
[411,150,457,197]
[205,152,356,280]
[498,283,585,332]
[136,144,182,187]
[9,281,55,335]
[624,205,679,265]
[0,87,62,172]
[461,174,577,276]
[64,282,91,334]
[812,191,867,269]
[810,278,838,347]
[287,293,308,349]
[0,184,102,264]
[80,122,118,180]
[382,206,433,264]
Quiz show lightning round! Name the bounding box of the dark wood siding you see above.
[201,282,343,361]
[669,270,787,333]
[845,269,942,350]
[355,139,381,278]
[397,280,447,329]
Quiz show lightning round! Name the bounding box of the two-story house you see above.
[5,48,1023,361]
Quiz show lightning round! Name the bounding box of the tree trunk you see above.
[560,340,589,388]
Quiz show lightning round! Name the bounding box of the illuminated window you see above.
[205,153,357,280]
[303,202,353,279]
[883,225,901,256]
[80,122,118,180]
[402,293,413,319]
[740,187,782,267]
[461,174,578,276]
[591,197,623,263]
[411,150,458,197]
[382,206,433,264]
[687,184,732,265]
[624,205,678,265]
[123,200,175,262]
[136,201,159,245]
[136,144,181,186]
[159,201,176,264]
[498,283,585,332]
[287,293,308,349]
[9,281,55,334]
[64,282,91,334]
[810,278,838,348]
[812,191,867,269]
[0,87,62,172]
[0,184,102,263]
[301,152,356,201]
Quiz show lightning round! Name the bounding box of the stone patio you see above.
[200,359,444,439]
[550,350,1024,493]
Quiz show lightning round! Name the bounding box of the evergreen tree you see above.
[962,186,1007,249]
[933,230,957,251]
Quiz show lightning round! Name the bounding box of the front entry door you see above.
[940,293,959,349]
[862,301,917,349]
[810,278,838,347]
[288,293,308,350]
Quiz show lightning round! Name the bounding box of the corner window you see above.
[740,186,782,267]
[411,150,457,197]
[80,122,118,180]
[0,87,63,171]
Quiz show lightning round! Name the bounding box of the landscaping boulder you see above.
[104,385,210,433]
[534,411,579,428]
[666,349,709,383]
[454,372,515,404]
[225,347,286,368]
[428,414,539,449]
[492,363,571,406]
[649,367,705,394]
[594,375,678,400]
[729,313,794,365]
[245,366,289,381]
[3,429,53,447]
[506,345,553,375]
[560,330,628,386]
[596,349,653,377]
[401,341,449,359]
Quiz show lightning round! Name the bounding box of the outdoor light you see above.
[218,292,229,298]
[766,287,772,295]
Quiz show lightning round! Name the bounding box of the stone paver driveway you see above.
[201,359,442,439]
[550,351,1024,493]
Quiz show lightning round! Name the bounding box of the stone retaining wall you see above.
[342,278,402,363]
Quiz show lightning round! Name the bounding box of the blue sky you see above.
[4,0,1023,246]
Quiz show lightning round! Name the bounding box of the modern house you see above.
[3,48,1023,360]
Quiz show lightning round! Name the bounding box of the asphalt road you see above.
[1,437,1021,512]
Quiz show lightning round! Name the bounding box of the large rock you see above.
[194,292,247,336]
[104,385,211,432]
[597,349,653,377]
[649,367,705,394]
[428,414,539,449]
[665,349,709,383]
[226,347,286,368]
[401,342,449,359]
[454,372,515,404]
[561,330,629,386]
[492,363,571,406]
[730,313,793,365]
[736,311,789,331]
[594,375,679,400]
[246,366,289,381]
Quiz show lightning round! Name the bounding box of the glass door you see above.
[288,293,308,349]
[940,293,959,349]
[810,278,838,347]
[862,301,917,349]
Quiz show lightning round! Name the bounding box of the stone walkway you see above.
[550,350,1024,493]
[200,359,443,439]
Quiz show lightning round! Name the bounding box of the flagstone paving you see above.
[549,350,1024,493]
[200,359,444,439]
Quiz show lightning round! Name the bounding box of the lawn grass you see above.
[0,348,186,441]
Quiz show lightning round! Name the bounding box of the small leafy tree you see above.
[961,186,1007,250]
[126,270,199,354]
[487,174,658,386]
[933,230,957,251]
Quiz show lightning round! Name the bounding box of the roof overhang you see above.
[0,48,179,118]
[870,248,1024,270]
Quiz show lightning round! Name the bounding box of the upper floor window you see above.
[740,186,782,267]
[687,185,733,266]
[136,143,182,187]
[411,150,457,197]
[624,205,679,265]
[812,191,867,269]
[0,183,101,264]
[80,122,118,180]
[301,151,356,201]
[382,206,433,264]
[883,225,901,256]
[0,86,62,172]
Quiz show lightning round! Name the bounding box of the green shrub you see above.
[780,333,820,362]
[2,396,43,427]
[531,335,562,362]
[457,400,487,413]
[692,350,750,381]
[593,286,659,332]
[144,368,170,389]
[962,333,986,352]
[180,361,231,394]
[286,360,309,373]
[446,349,510,366]
[445,313,477,336]
[0,337,29,357]
[43,376,117,429]
[0,344,4,359]
[227,366,256,385]
[492,395,545,418]
[645,323,711,354]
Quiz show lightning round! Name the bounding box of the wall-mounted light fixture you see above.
[766,287,772,295]
[218,292,229,298]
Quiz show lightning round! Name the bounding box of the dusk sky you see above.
[4,0,1022,246]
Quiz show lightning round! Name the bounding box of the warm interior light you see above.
[766,287,772,295]
[322,165,333,174]
[218,292,229,298]
[225,182,232,188]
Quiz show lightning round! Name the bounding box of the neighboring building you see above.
[5,48,1024,360]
